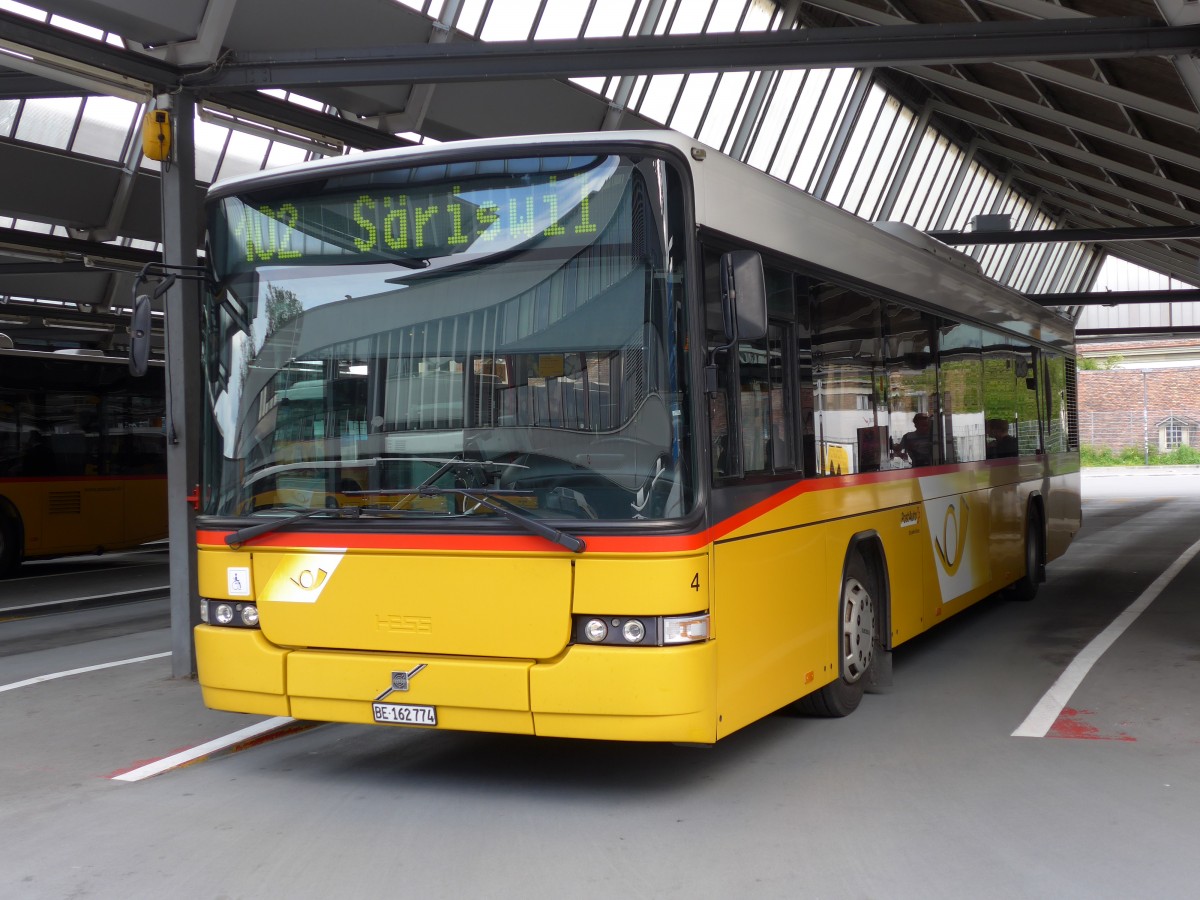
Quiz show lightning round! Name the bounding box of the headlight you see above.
[621,619,646,643]
[572,612,709,646]
[584,618,608,642]
[199,599,262,629]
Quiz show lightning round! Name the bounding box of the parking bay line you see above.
[111,716,304,781]
[1012,533,1200,738]
[0,651,171,693]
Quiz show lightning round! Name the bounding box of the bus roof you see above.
[207,129,1073,348]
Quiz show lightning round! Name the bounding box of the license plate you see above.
[372,702,438,726]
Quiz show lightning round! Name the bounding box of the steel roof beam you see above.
[0,11,406,152]
[0,10,178,90]
[936,103,1200,207]
[929,224,1200,244]
[906,66,1200,177]
[184,18,1200,91]
[1034,289,1200,305]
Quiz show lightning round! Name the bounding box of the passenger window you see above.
[704,251,798,478]
[883,304,939,469]
[812,284,884,475]
[939,322,984,462]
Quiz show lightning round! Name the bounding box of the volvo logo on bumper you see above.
[392,664,426,691]
[374,664,427,701]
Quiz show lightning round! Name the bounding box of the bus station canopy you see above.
[3,0,1200,350]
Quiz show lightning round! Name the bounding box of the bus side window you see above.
[704,252,799,479]
[813,284,884,475]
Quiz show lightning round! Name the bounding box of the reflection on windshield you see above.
[201,153,694,523]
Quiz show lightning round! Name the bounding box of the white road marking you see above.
[0,651,171,693]
[1,588,168,614]
[1013,534,1200,738]
[111,717,297,782]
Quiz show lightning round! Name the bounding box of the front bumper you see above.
[195,625,717,743]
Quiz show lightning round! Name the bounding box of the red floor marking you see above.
[1047,707,1136,742]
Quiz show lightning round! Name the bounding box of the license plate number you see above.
[372,702,437,726]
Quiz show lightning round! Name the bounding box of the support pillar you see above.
[158,91,202,678]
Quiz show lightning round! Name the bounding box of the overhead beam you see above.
[930,224,1200,244]
[0,226,160,268]
[1031,289,1200,305]
[0,10,179,90]
[1078,325,1200,338]
[931,101,1200,206]
[906,66,1200,177]
[977,141,1200,224]
[0,11,406,153]
[184,18,1200,91]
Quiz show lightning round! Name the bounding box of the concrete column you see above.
[157,91,202,678]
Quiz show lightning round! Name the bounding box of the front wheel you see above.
[796,553,879,717]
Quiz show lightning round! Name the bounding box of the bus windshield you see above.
[202,152,694,522]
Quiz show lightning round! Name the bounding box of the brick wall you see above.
[1077,368,1200,451]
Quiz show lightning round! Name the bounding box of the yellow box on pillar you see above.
[142,108,171,161]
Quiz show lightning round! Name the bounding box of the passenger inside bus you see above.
[893,413,934,467]
[986,418,1019,458]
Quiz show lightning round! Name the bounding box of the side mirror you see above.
[128,293,152,377]
[720,250,767,343]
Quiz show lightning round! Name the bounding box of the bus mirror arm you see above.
[126,262,210,377]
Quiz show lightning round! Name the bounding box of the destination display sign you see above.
[211,156,621,275]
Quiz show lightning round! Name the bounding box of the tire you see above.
[797,553,879,717]
[1007,507,1043,602]
[0,511,20,578]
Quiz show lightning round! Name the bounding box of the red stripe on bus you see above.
[196,457,1058,554]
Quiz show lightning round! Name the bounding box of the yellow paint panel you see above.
[195,625,286,695]
[254,551,572,658]
[287,649,534,733]
[531,643,715,718]
[714,524,829,738]
[198,547,256,600]
[199,685,290,717]
[535,709,714,743]
[573,553,710,615]
[287,650,531,711]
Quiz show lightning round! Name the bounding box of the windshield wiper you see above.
[224,506,361,547]
[393,486,586,553]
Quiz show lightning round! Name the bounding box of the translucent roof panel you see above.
[0,0,1177,303]
[72,95,138,160]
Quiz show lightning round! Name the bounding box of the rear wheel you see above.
[0,511,20,578]
[1007,507,1044,602]
[797,553,878,717]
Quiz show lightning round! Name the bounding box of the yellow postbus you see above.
[0,348,167,575]
[188,131,1079,742]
